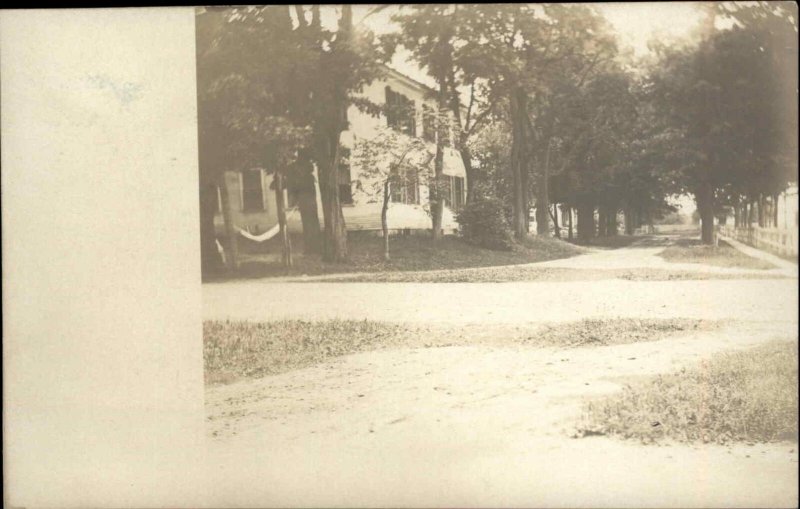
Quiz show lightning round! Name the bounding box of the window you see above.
[422,104,436,143]
[453,175,465,209]
[443,175,465,210]
[385,86,416,137]
[241,169,264,212]
[390,168,419,205]
[339,148,353,205]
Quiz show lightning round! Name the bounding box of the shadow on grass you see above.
[568,235,646,250]
[204,233,588,283]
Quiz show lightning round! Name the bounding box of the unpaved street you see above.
[204,238,799,507]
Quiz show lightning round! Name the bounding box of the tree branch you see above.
[294,5,308,29]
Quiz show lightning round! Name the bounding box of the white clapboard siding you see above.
[343,203,459,232]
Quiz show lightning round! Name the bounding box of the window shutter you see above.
[385,86,394,128]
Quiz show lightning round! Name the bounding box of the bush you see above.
[456,195,515,251]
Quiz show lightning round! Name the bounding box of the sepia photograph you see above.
[197,3,799,506]
[3,2,799,508]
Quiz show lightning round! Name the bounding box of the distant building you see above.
[213,66,467,239]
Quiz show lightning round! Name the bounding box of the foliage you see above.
[457,194,515,251]
[642,3,798,237]
[351,127,433,203]
[196,7,312,179]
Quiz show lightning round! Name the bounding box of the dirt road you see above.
[204,237,798,507]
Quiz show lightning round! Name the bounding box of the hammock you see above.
[236,206,300,242]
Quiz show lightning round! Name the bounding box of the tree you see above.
[387,5,504,211]
[197,6,387,271]
[303,5,386,262]
[351,127,434,260]
[645,2,798,243]
[196,7,310,272]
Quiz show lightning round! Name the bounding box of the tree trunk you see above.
[274,172,293,269]
[199,180,223,278]
[319,138,348,262]
[218,172,239,271]
[289,154,322,254]
[624,207,634,235]
[567,205,574,240]
[597,207,607,237]
[315,4,351,263]
[382,179,391,261]
[431,77,449,242]
[758,194,765,227]
[773,193,779,228]
[536,140,551,237]
[607,207,618,236]
[745,201,751,227]
[459,144,475,204]
[696,181,715,244]
[509,88,529,240]
[577,201,595,242]
[552,204,560,239]
[297,188,321,254]
[431,145,444,241]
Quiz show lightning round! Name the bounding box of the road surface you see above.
[203,236,798,508]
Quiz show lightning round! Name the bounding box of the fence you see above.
[718,225,799,258]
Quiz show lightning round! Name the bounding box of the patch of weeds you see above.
[527,318,719,348]
[204,319,407,384]
[578,341,798,445]
[658,238,776,270]
[205,318,721,385]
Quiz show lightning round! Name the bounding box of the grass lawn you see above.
[208,233,588,281]
[569,234,642,250]
[204,317,718,385]
[579,340,798,444]
[658,238,776,270]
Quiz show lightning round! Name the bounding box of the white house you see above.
[213,65,468,239]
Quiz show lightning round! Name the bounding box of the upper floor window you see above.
[385,86,416,137]
[241,169,265,212]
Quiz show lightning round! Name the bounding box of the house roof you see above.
[381,65,469,111]
[382,65,437,96]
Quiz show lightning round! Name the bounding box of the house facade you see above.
[213,66,468,239]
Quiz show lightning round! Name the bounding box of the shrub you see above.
[456,195,515,251]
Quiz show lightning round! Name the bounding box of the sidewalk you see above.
[718,234,798,275]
